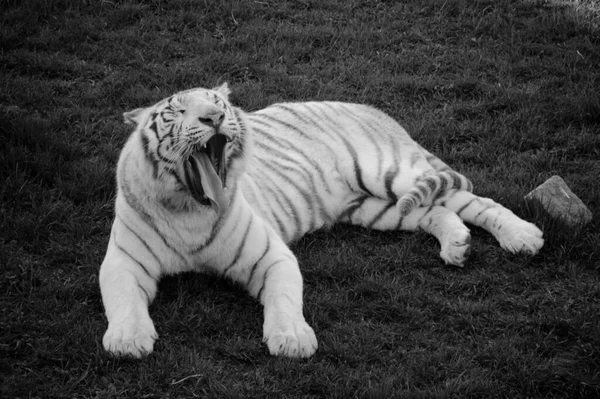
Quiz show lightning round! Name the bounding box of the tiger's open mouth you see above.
[183,134,229,213]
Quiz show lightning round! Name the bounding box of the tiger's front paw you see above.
[263,316,318,358]
[103,315,158,358]
[498,219,544,256]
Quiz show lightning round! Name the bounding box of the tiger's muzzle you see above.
[184,133,230,213]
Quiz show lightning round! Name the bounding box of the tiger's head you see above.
[122,83,248,213]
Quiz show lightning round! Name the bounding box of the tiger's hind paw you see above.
[498,219,544,256]
[440,228,472,267]
[263,317,318,358]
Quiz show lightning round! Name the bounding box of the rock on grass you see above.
[525,175,593,229]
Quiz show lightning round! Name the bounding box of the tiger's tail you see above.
[397,170,473,216]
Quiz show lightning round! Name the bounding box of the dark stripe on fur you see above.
[189,184,239,254]
[448,172,461,189]
[339,195,368,222]
[114,239,154,280]
[148,120,159,140]
[311,103,373,196]
[410,152,422,168]
[246,168,297,241]
[253,165,304,240]
[384,165,399,202]
[227,108,247,172]
[432,184,449,203]
[457,198,476,216]
[271,104,319,136]
[140,132,159,179]
[475,205,495,221]
[395,213,405,230]
[117,214,162,274]
[303,103,343,130]
[367,202,396,229]
[138,284,151,305]
[424,177,437,192]
[167,167,186,189]
[253,110,311,139]
[155,125,178,164]
[421,206,435,229]
[256,258,287,302]
[247,231,270,287]
[222,214,254,276]
[268,209,289,241]
[275,102,372,197]
[333,103,385,179]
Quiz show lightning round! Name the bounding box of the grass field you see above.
[1,0,599,397]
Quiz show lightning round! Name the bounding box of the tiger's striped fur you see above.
[99,83,544,358]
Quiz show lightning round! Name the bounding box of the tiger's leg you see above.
[99,233,159,358]
[238,231,317,358]
[434,189,544,255]
[392,147,543,254]
[341,197,472,266]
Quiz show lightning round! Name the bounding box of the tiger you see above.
[99,83,544,358]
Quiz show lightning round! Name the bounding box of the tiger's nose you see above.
[200,111,224,127]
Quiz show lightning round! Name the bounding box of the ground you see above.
[1,0,599,397]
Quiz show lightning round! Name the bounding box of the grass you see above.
[1,0,599,397]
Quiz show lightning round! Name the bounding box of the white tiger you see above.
[99,83,544,358]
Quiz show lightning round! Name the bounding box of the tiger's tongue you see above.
[189,151,228,214]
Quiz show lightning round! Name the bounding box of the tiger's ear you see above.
[213,82,231,99]
[123,107,147,126]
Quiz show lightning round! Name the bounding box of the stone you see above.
[525,175,593,229]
